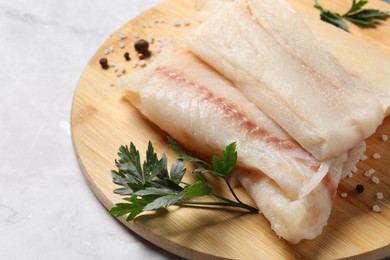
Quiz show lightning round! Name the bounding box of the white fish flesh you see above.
[299,15,390,117]
[196,0,390,117]
[186,0,384,160]
[120,47,335,200]
[119,47,364,242]
[236,163,341,244]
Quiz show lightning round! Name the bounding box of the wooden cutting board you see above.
[71,0,390,258]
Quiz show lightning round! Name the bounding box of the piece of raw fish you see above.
[234,141,364,243]
[120,48,365,242]
[300,15,390,117]
[120,47,338,200]
[195,0,390,117]
[235,163,342,244]
[187,0,384,160]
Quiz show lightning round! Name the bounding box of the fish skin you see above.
[186,0,384,160]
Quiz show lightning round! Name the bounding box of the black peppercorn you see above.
[124,52,131,61]
[356,184,365,193]
[99,58,109,69]
[134,39,150,58]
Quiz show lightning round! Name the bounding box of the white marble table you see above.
[1,1,389,259]
[0,0,181,259]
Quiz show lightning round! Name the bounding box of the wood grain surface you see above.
[71,0,390,259]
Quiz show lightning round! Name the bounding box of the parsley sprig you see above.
[314,0,389,31]
[109,137,258,221]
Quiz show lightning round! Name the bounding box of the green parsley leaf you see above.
[168,136,211,168]
[110,194,158,221]
[143,194,183,211]
[319,9,349,31]
[345,9,389,26]
[182,180,212,197]
[109,138,258,221]
[314,0,389,31]
[111,170,134,195]
[169,158,186,184]
[116,143,143,183]
[346,0,368,14]
[211,142,237,177]
[142,141,161,181]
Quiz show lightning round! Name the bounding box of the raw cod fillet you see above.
[234,142,365,243]
[299,15,390,117]
[119,47,364,243]
[235,165,341,243]
[196,0,390,117]
[121,47,333,200]
[186,0,384,160]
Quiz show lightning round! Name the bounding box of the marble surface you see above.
[1,0,390,259]
[0,0,182,259]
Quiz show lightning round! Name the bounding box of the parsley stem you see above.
[179,190,258,213]
[178,199,258,213]
[223,178,242,204]
[211,193,258,213]
[194,169,243,204]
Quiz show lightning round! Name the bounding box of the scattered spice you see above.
[103,46,114,55]
[364,168,375,177]
[139,60,147,67]
[173,18,181,27]
[135,39,149,53]
[117,63,126,73]
[376,192,384,200]
[134,39,151,58]
[183,18,191,26]
[99,58,109,69]
[138,53,145,60]
[124,52,131,61]
[147,34,154,44]
[114,63,126,77]
[153,18,165,24]
[355,184,365,193]
[119,33,127,39]
[372,205,381,213]
[132,61,139,68]
[371,176,380,184]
